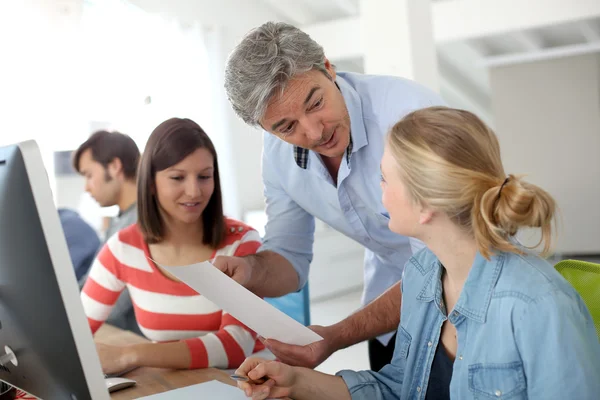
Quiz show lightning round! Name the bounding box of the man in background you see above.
[73,130,141,334]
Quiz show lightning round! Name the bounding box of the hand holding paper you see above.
[156,260,323,346]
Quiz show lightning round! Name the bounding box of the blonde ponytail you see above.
[387,107,558,260]
[473,174,556,259]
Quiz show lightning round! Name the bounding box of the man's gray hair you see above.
[224,22,328,127]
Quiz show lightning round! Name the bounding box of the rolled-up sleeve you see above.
[337,364,403,400]
[258,140,315,290]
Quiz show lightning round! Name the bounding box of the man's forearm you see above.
[330,282,401,350]
[246,251,300,298]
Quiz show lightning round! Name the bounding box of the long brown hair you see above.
[137,118,226,246]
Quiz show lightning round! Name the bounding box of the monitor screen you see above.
[0,141,109,400]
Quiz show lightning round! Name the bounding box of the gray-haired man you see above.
[215,22,445,371]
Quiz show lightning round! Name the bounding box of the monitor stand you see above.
[0,346,17,368]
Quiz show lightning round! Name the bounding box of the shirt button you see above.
[427,341,432,347]
[229,227,235,233]
[459,355,463,360]
[452,311,459,317]
[238,226,244,232]
[417,387,421,393]
[495,390,502,397]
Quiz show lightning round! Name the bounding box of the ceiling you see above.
[130,0,600,126]
[257,0,600,125]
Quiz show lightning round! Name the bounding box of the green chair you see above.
[554,260,600,339]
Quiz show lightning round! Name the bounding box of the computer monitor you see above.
[0,141,109,399]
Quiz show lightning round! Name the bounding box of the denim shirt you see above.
[338,249,600,399]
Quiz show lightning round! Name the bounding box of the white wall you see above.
[489,54,600,254]
[215,29,266,216]
[130,0,282,217]
[7,0,279,224]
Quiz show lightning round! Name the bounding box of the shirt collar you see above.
[415,251,505,323]
[118,202,136,218]
[293,134,352,169]
[293,74,368,169]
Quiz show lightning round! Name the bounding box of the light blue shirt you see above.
[259,72,445,343]
[338,249,600,399]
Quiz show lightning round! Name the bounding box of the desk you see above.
[95,325,235,399]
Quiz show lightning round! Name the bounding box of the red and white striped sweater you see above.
[81,219,262,369]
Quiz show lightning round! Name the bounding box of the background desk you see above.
[95,325,236,399]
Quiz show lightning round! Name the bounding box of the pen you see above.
[230,374,268,384]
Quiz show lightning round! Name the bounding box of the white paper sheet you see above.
[138,380,247,399]
[158,261,323,346]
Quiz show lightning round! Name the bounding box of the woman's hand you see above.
[235,358,297,399]
[95,343,137,375]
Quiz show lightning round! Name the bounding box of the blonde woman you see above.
[235,107,600,399]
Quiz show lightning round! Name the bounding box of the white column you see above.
[203,26,244,220]
[360,0,439,91]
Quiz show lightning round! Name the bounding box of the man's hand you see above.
[261,325,339,369]
[212,255,253,288]
[213,251,300,298]
[95,343,136,375]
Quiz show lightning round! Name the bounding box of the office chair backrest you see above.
[265,284,311,326]
[554,259,600,338]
